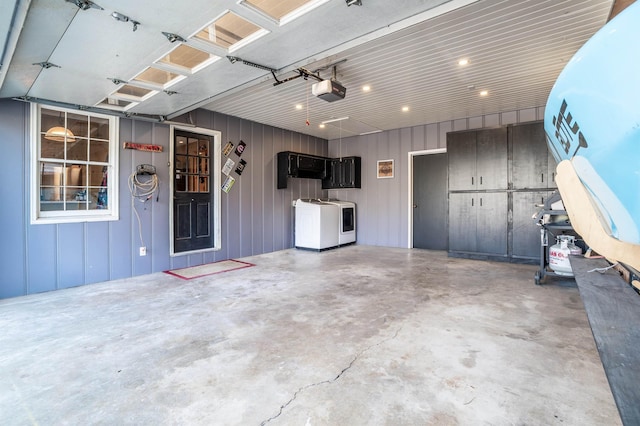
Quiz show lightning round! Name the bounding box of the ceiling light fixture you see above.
[44,126,76,143]
[346,0,362,6]
[458,58,469,66]
[480,90,489,96]
[162,32,186,43]
[111,11,140,31]
[402,106,410,112]
[362,85,370,92]
[295,104,303,110]
[321,116,350,124]
[65,0,103,10]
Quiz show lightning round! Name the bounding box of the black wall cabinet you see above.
[322,157,361,189]
[277,151,361,189]
[447,122,556,263]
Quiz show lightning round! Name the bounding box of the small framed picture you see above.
[377,159,394,179]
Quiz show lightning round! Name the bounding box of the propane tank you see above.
[549,235,582,276]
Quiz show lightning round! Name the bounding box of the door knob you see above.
[413,204,417,208]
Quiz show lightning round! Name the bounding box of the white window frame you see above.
[30,103,120,224]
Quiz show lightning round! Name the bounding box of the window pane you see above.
[89,187,108,210]
[188,137,199,155]
[175,155,187,173]
[90,116,110,140]
[175,172,186,192]
[198,140,209,157]
[195,12,261,49]
[41,136,65,159]
[158,44,214,70]
[89,140,109,163]
[188,156,198,174]
[66,138,88,161]
[64,186,87,202]
[89,165,108,187]
[188,175,199,192]
[116,85,153,98]
[199,158,209,175]
[66,164,86,187]
[176,137,188,154]
[68,113,88,138]
[97,97,136,110]
[40,162,64,200]
[133,67,181,86]
[199,176,209,193]
[41,108,61,133]
[244,0,310,20]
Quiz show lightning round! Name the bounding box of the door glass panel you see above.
[199,177,209,192]
[174,137,211,194]
[188,175,199,192]
[199,158,209,175]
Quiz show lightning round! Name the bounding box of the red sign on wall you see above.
[123,142,163,152]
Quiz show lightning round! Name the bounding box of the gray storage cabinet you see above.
[447,122,556,262]
[511,122,557,189]
[448,128,508,191]
[449,192,507,256]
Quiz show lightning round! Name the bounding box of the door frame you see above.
[169,125,222,256]
[407,148,447,248]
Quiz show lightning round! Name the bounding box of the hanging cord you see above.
[128,171,159,247]
[587,262,619,274]
[339,119,343,160]
[305,79,310,126]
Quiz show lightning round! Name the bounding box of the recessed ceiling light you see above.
[479,90,488,97]
[402,106,410,112]
[362,85,371,92]
[319,123,326,128]
[295,104,303,110]
[458,58,469,66]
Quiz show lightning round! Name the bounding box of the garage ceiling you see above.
[0,0,615,140]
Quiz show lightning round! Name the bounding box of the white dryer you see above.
[294,199,340,250]
[326,200,356,246]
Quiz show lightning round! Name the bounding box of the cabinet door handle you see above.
[471,198,474,207]
[541,173,544,183]
[480,197,483,207]
[471,176,474,186]
[480,176,483,185]
[552,172,555,182]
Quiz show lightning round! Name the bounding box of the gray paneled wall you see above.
[0,100,327,298]
[327,107,545,248]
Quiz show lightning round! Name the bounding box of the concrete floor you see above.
[0,246,620,425]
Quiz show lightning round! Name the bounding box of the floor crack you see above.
[259,327,402,425]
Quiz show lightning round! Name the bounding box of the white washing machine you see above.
[294,199,339,250]
[326,200,356,246]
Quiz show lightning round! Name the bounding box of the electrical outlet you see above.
[139,246,146,256]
